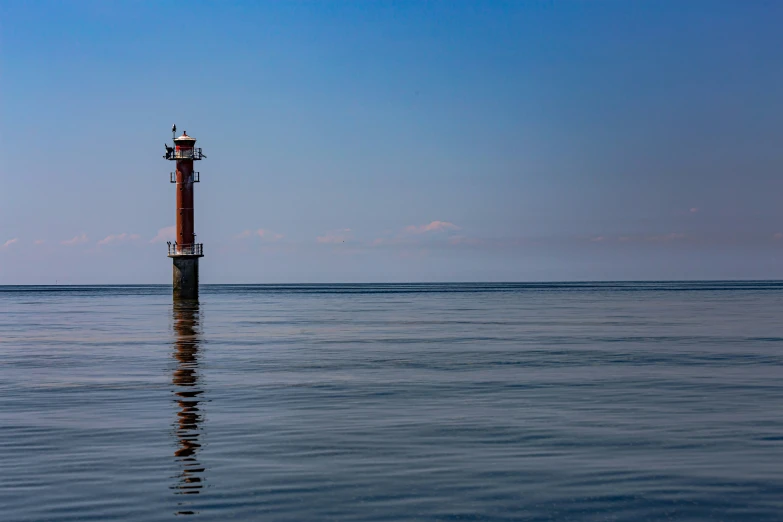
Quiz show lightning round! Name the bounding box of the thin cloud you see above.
[581,233,687,243]
[258,229,284,241]
[62,233,88,246]
[2,238,18,249]
[372,221,466,247]
[317,228,353,244]
[150,226,176,243]
[405,221,460,234]
[774,233,783,240]
[98,233,141,246]
[647,233,686,242]
[690,207,699,213]
[237,229,284,241]
[34,239,45,245]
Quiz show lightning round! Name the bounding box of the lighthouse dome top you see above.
[173,131,197,144]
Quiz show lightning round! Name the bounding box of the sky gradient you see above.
[2,1,783,283]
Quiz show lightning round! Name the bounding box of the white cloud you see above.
[405,221,460,234]
[61,233,88,246]
[237,228,284,241]
[372,221,465,247]
[98,233,141,246]
[150,226,176,243]
[258,229,284,241]
[2,238,18,249]
[317,228,353,244]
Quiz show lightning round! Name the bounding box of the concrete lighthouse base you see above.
[172,257,199,300]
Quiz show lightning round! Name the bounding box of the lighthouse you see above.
[164,127,205,300]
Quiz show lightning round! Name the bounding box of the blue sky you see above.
[2,1,783,283]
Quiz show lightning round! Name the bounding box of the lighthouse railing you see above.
[168,243,203,256]
[164,148,206,160]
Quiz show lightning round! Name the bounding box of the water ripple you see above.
[1,283,782,520]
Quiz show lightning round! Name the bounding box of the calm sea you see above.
[1,282,783,521]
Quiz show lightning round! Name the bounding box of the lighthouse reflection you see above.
[171,300,205,514]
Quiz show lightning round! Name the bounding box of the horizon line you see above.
[1,279,782,287]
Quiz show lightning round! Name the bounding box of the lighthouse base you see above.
[172,257,199,300]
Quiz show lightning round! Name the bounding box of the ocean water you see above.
[1,282,783,521]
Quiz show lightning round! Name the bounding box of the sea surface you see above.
[1,282,783,521]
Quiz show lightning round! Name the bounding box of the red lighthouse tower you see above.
[164,126,205,300]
